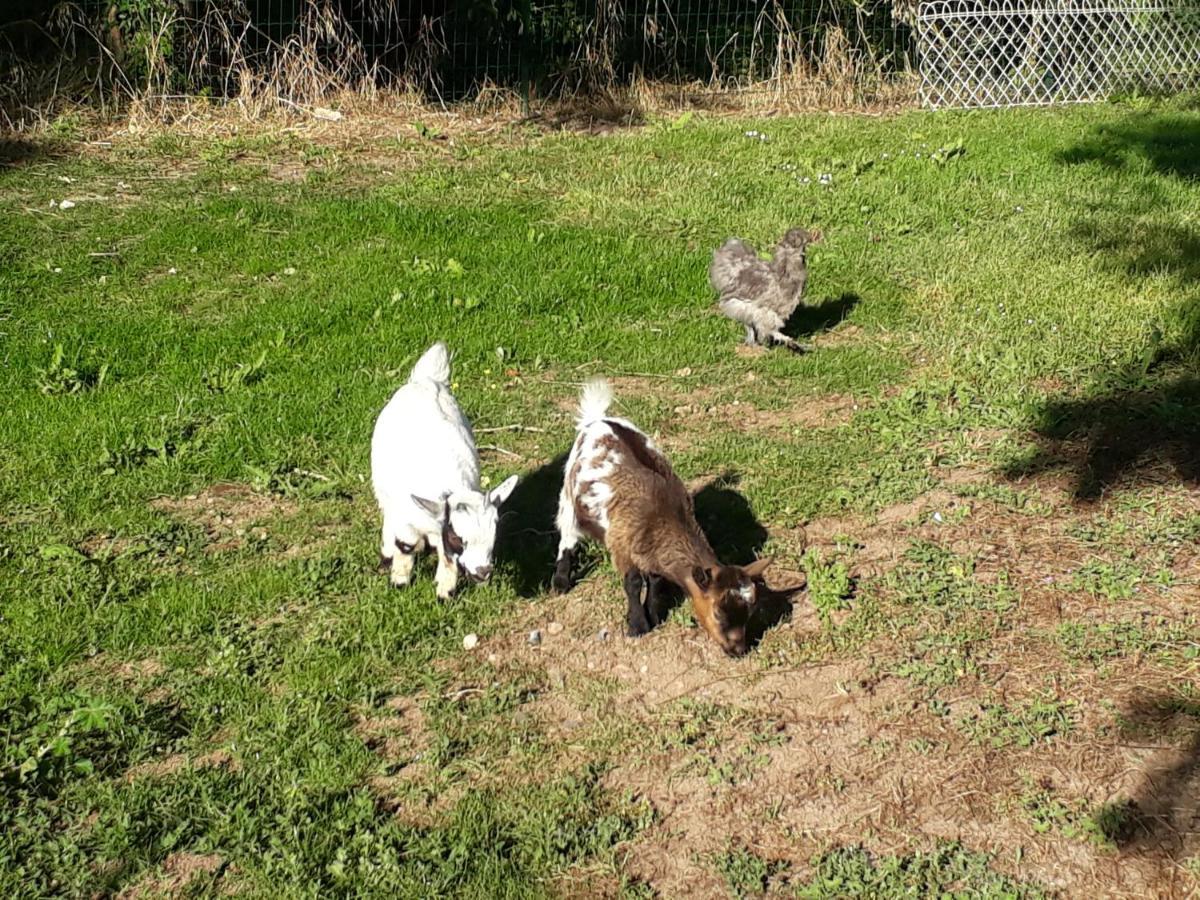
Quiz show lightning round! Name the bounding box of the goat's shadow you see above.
[782,292,860,342]
[495,453,581,598]
[648,472,799,648]
[498,464,798,645]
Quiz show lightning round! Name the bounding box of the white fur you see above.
[371,342,518,599]
[555,379,653,557]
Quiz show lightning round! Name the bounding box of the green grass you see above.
[2,95,1200,894]
[794,844,1049,898]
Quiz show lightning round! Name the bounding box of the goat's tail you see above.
[410,342,451,385]
[576,378,613,428]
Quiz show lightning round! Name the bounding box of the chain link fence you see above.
[917,0,1200,108]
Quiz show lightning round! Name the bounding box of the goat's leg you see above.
[552,547,575,594]
[390,535,426,588]
[767,331,813,353]
[645,573,672,627]
[623,569,652,637]
[744,325,758,346]
[382,518,423,588]
[434,547,458,600]
[552,485,583,594]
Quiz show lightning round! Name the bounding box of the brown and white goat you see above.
[552,379,772,657]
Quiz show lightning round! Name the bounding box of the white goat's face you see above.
[413,475,519,585]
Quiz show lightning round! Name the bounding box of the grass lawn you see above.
[1,96,1199,897]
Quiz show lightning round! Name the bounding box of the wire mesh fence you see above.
[917,0,1200,108]
[78,0,917,102]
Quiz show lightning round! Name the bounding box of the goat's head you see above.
[412,475,519,584]
[686,557,773,657]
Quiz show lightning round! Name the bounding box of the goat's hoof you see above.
[389,576,410,589]
[626,622,651,638]
[551,573,572,594]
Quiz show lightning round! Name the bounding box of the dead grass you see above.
[116,851,225,900]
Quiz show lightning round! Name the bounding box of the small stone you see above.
[639,664,648,674]
[463,633,479,651]
[597,628,610,642]
[676,367,693,377]
[167,267,177,275]
[547,621,564,636]
[487,653,498,664]
[283,267,297,276]
[58,199,76,210]
[235,528,246,537]
[527,629,542,646]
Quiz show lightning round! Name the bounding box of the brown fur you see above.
[571,421,771,656]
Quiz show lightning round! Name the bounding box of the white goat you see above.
[371,342,519,599]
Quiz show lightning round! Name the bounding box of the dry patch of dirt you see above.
[75,653,167,697]
[151,482,296,554]
[125,748,237,782]
[116,852,225,899]
[673,394,858,436]
[390,470,1200,897]
[353,695,463,828]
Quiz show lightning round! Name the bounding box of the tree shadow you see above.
[782,292,860,342]
[494,453,574,599]
[1091,693,1200,859]
[1007,110,1200,500]
[1057,112,1200,180]
[1003,371,1200,501]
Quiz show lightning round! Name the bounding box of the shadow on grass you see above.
[1093,693,1200,859]
[1006,110,1200,500]
[782,292,860,342]
[1058,111,1200,180]
[1004,373,1200,500]
[694,471,769,566]
[495,453,570,598]
[694,471,798,647]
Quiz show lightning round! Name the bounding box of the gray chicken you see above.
[709,227,821,351]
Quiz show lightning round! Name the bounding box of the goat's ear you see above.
[411,494,444,519]
[742,557,772,580]
[488,474,520,507]
[691,566,711,589]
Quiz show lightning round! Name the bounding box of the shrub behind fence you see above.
[68,0,915,103]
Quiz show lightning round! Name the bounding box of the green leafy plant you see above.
[35,344,109,395]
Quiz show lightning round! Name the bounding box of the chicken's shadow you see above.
[782,292,860,341]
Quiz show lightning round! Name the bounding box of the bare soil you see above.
[360,458,1200,897]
